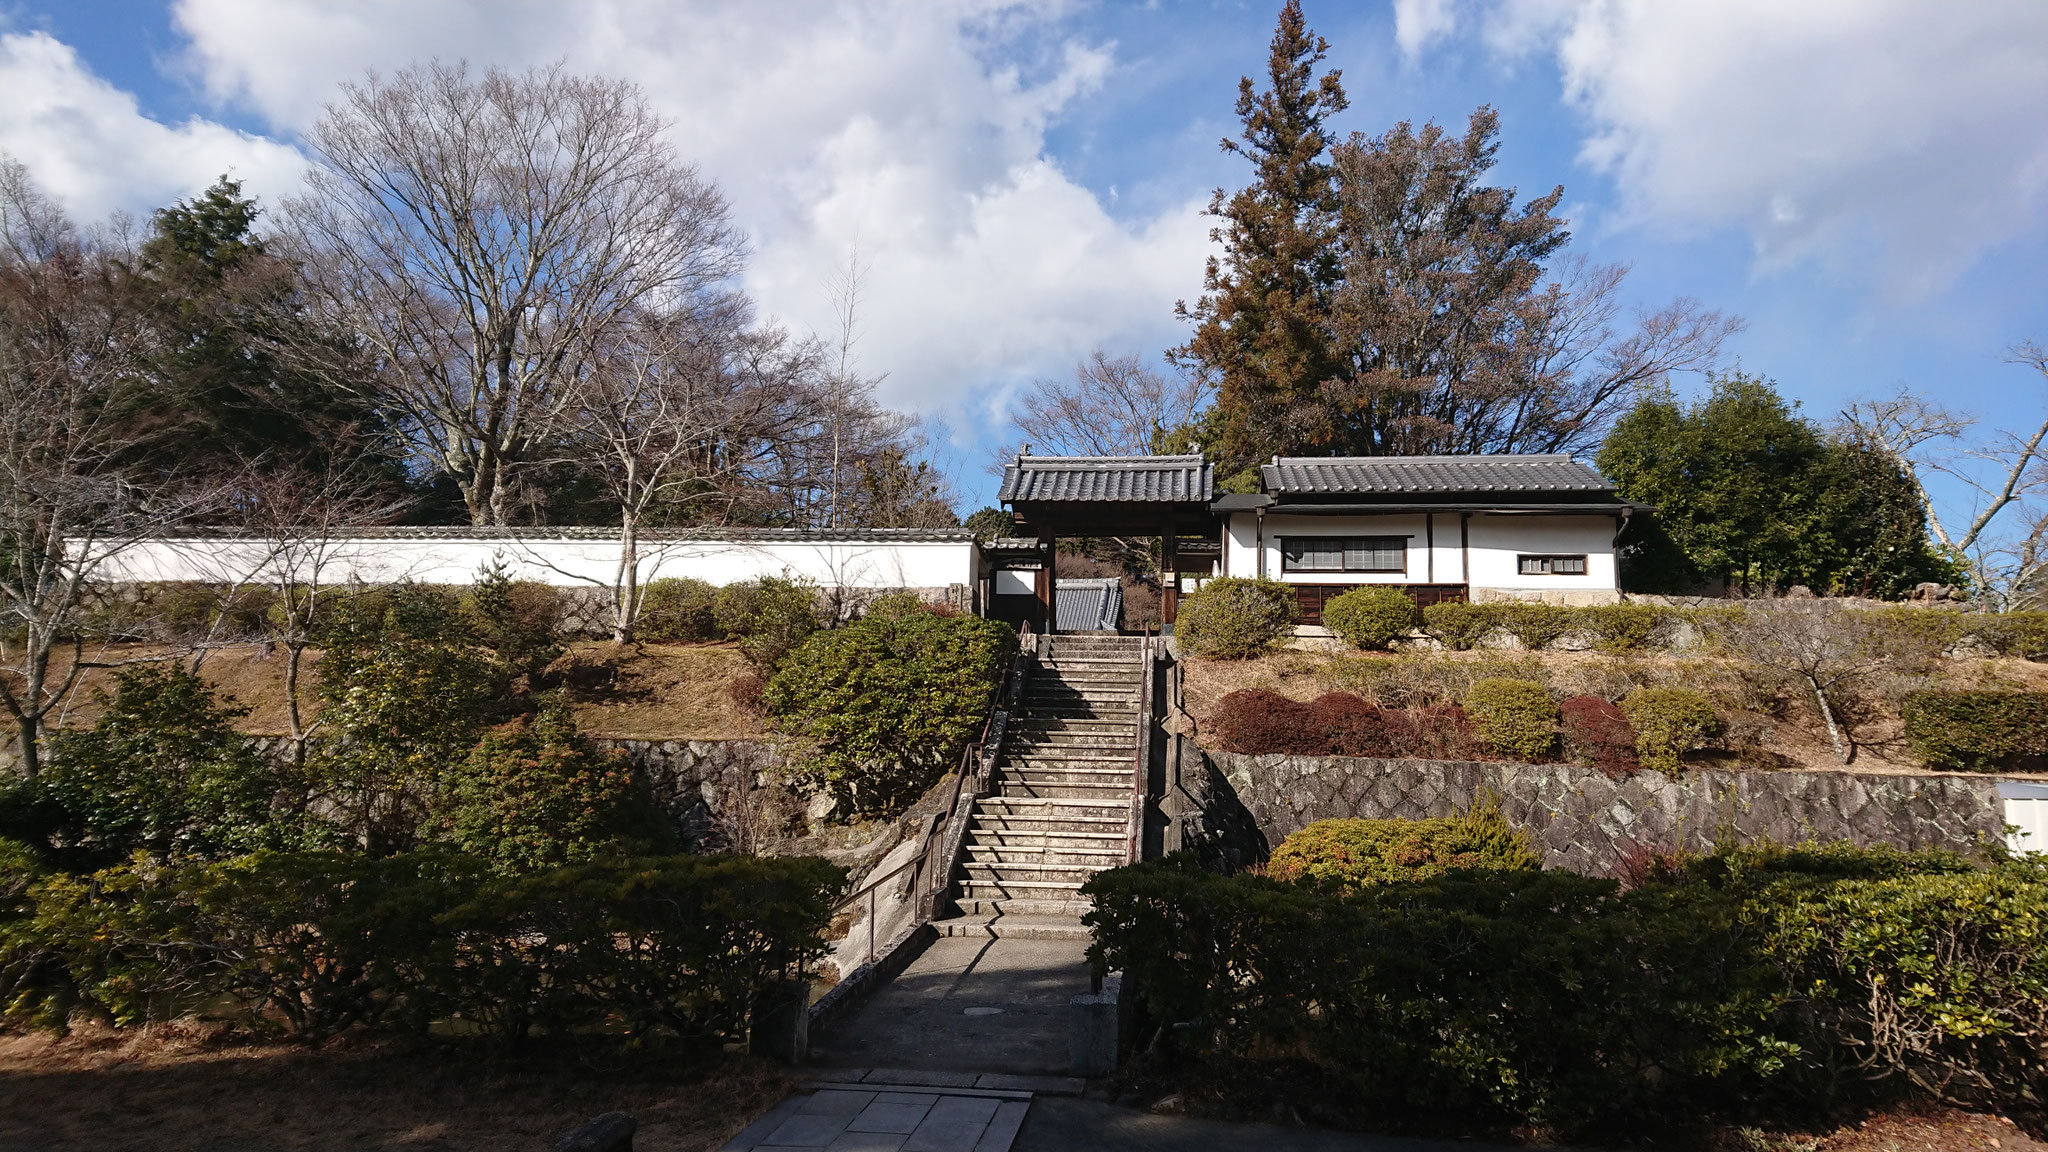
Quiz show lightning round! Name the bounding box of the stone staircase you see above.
[935,634,1150,942]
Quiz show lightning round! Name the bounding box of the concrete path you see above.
[811,936,1094,1076]
[1012,1098,1531,1152]
[720,1085,1030,1152]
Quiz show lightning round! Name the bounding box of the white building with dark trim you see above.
[994,452,1636,630]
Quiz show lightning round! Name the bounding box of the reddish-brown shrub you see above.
[1560,695,1639,777]
[1208,689,1323,754]
[1313,692,1396,757]
[727,669,768,716]
[1386,703,1479,760]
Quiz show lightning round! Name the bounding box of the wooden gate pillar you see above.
[1161,516,1179,626]
[1034,528,1055,632]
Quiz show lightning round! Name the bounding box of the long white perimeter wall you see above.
[93,531,979,591]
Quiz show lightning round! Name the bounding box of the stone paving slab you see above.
[721,1087,1032,1152]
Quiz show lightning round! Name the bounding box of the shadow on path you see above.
[1015,1097,1537,1152]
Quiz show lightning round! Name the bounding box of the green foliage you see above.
[1621,687,1723,773]
[1176,576,1300,658]
[1,849,843,1050]
[23,667,285,866]
[1172,2,1349,475]
[1324,586,1419,650]
[1464,678,1560,762]
[1265,807,1539,888]
[438,700,670,873]
[1599,375,1952,597]
[311,638,501,854]
[312,583,470,657]
[1085,844,2048,1136]
[713,576,822,671]
[1900,690,2048,772]
[636,577,721,642]
[1501,604,1575,650]
[461,559,562,682]
[1419,601,1496,650]
[431,853,843,1049]
[1974,612,2048,660]
[762,606,1015,813]
[1578,603,1668,651]
[962,506,1016,541]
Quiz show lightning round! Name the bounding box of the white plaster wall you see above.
[94,535,977,591]
[1219,511,1617,592]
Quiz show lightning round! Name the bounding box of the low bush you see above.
[1620,687,1723,773]
[437,699,672,873]
[763,604,1014,813]
[1,849,843,1050]
[1175,576,1299,659]
[1323,586,1416,651]
[1559,695,1639,776]
[1419,602,1499,650]
[636,577,722,643]
[1578,603,1669,651]
[1464,678,1559,763]
[1502,603,1576,650]
[1973,610,2048,659]
[714,576,822,671]
[1207,689,1479,760]
[1264,806,1540,888]
[1900,689,2048,772]
[1084,843,2048,1139]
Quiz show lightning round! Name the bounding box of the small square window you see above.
[1518,554,1588,576]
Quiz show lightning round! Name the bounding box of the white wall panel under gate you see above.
[2000,782,2048,855]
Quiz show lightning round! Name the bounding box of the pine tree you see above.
[1173,1,1348,487]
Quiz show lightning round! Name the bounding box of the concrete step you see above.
[932,913,1091,941]
[962,844,1124,866]
[1001,763,1134,779]
[960,877,1090,898]
[977,794,1128,810]
[956,896,1098,918]
[969,827,1125,845]
[996,782,1129,801]
[1013,714,1136,729]
[964,863,1107,886]
[1004,750,1135,766]
[1011,730,1135,747]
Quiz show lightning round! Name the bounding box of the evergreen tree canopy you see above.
[1597,374,1958,597]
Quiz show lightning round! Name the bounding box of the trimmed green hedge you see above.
[1176,577,1299,659]
[1621,687,1722,773]
[1323,586,1415,650]
[1084,844,2048,1138]
[637,577,722,642]
[1,849,843,1049]
[1901,689,2048,772]
[1264,807,1539,888]
[1420,602,1496,650]
[1464,678,1559,762]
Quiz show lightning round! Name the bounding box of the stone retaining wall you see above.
[1171,744,2010,876]
[597,737,790,850]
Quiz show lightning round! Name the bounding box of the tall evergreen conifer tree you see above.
[1174,1,1348,488]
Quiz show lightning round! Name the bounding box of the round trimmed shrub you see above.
[1322,585,1416,650]
[1559,695,1639,776]
[1264,806,1540,888]
[1503,604,1575,650]
[1175,576,1298,659]
[1464,678,1559,763]
[637,577,721,642]
[1900,689,2048,772]
[1421,602,1501,650]
[1620,687,1723,773]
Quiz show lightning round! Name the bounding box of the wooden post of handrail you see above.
[1126,630,1155,866]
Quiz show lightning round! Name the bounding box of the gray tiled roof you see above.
[1260,454,1614,496]
[999,455,1213,503]
[1054,578,1122,632]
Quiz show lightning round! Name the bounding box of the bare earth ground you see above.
[0,1024,788,1152]
[22,640,764,742]
[1808,1109,2047,1152]
[1180,648,2048,777]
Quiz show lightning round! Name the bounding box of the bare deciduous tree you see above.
[1001,351,1212,462]
[281,61,744,525]
[1701,601,1941,765]
[0,159,217,775]
[1841,341,2048,603]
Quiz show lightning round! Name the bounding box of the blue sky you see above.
[2,0,2044,522]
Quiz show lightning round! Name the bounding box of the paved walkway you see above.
[811,936,1094,1075]
[719,1084,1032,1152]
[1013,1098,1531,1152]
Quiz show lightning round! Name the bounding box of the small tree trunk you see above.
[9,720,36,779]
[284,640,309,770]
[1809,675,1852,764]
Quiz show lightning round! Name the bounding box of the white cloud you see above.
[164,0,1210,429]
[0,30,306,224]
[1391,0,1460,59]
[1400,0,2048,298]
